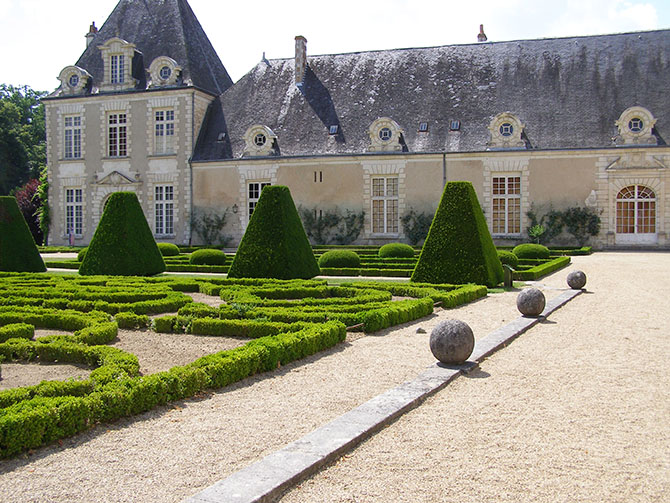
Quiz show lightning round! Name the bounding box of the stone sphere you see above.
[516,288,546,317]
[429,319,475,364]
[567,270,587,290]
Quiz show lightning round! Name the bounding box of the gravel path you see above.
[279,252,670,503]
[1,253,666,503]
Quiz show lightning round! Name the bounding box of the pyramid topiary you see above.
[411,181,503,287]
[79,192,165,276]
[0,196,46,272]
[228,185,320,279]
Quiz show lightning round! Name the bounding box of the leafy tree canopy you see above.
[0,84,47,196]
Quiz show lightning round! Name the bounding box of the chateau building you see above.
[44,0,670,249]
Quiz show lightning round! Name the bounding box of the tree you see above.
[11,178,43,245]
[0,84,47,196]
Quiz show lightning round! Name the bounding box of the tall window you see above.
[616,185,656,234]
[108,113,127,157]
[65,188,83,236]
[154,110,175,154]
[155,185,174,235]
[248,182,271,220]
[64,116,81,159]
[372,177,399,234]
[492,175,521,234]
[111,55,125,84]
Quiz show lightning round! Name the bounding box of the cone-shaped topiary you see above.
[0,196,46,272]
[79,192,165,276]
[228,185,320,279]
[411,182,503,287]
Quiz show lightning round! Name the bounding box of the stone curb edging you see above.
[184,288,583,503]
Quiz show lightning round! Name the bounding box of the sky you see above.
[1,0,669,92]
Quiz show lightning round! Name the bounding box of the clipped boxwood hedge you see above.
[379,243,415,258]
[79,192,166,276]
[189,249,227,265]
[157,243,180,257]
[0,197,46,273]
[318,250,361,268]
[77,247,88,262]
[513,243,551,259]
[497,250,519,269]
[228,186,320,279]
[411,182,503,287]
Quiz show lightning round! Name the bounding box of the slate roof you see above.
[193,29,670,161]
[71,0,232,96]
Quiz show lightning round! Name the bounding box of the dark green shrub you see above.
[0,197,46,272]
[77,247,88,262]
[497,250,519,269]
[411,182,503,287]
[79,192,166,276]
[189,249,226,265]
[318,250,360,268]
[379,243,415,258]
[157,243,180,257]
[228,186,320,279]
[513,243,550,259]
[0,323,34,343]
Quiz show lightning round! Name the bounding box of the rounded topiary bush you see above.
[512,243,551,259]
[77,247,88,262]
[189,249,227,265]
[379,243,415,258]
[318,250,361,268]
[497,250,519,269]
[157,243,180,257]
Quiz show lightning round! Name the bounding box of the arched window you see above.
[616,185,656,235]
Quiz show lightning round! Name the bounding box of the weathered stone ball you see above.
[567,270,587,290]
[516,288,546,317]
[429,319,475,364]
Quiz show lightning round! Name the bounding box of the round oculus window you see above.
[628,118,644,133]
[499,123,514,137]
[253,133,267,147]
[159,66,172,80]
[379,127,393,141]
[68,74,80,88]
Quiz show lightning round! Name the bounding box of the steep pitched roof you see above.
[74,0,232,95]
[194,29,670,160]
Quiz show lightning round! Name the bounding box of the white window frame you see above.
[65,188,83,237]
[371,176,399,234]
[154,109,175,155]
[491,175,521,235]
[111,54,125,84]
[155,185,175,236]
[64,115,82,159]
[107,112,127,157]
[248,181,271,221]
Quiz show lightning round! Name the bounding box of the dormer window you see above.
[149,56,181,88]
[368,118,404,152]
[487,112,526,149]
[329,125,339,135]
[615,106,657,146]
[98,38,136,91]
[243,125,278,157]
[418,122,428,132]
[57,66,91,96]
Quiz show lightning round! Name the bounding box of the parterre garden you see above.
[0,183,587,458]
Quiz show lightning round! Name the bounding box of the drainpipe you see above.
[442,152,447,187]
[189,91,195,245]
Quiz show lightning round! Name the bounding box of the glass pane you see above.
[387,199,398,233]
[508,198,520,233]
[492,177,504,195]
[372,200,384,233]
[508,177,521,195]
[387,178,398,197]
[372,178,384,197]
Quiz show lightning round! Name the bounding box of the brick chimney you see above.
[85,21,98,48]
[295,35,307,85]
[477,24,487,42]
